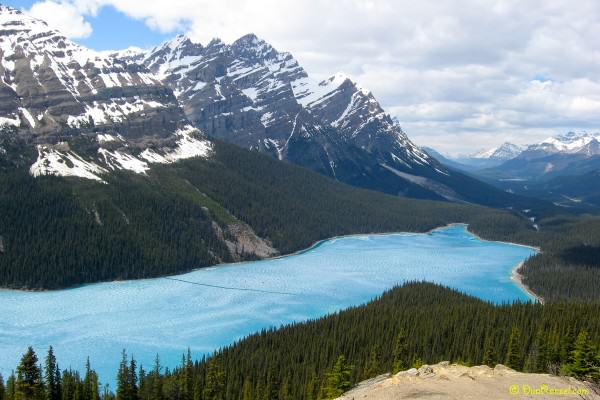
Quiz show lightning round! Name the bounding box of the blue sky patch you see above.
[3,1,177,50]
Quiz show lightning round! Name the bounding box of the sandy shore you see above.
[511,261,544,304]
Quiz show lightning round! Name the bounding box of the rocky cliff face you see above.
[0,6,186,142]
[137,34,466,201]
[0,6,212,182]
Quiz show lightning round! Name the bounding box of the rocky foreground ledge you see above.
[338,362,599,399]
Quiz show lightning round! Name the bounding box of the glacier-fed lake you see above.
[0,224,536,386]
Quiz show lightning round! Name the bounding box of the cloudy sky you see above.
[7,0,600,155]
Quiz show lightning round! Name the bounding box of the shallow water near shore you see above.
[0,224,536,387]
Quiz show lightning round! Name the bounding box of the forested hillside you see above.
[3,283,599,400]
[1,140,599,302]
[0,140,532,290]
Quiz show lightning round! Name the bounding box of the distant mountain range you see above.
[0,6,556,217]
[0,4,544,210]
[0,4,555,289]
[427,131,600,208]
[431,131,600,177]
[432,142,526,170]
[491,131,600,179]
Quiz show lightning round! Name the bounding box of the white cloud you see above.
[28,1,93,39]
[21,0,600,154]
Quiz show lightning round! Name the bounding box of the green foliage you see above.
[482,337,496,367]
[391,330,408,374]
[44,347,60,400]
[322,355,353,399]
[1,140,600,304]
[0,373,5,400]
[0,140,533,291]
[505,327,522,370]
[517,215,600,302]
[116,351,137,400]
[412,357,423,369]
[4,283,600,399]
[202,357,225,400]
[6,374,15,400]
[567,330,598,379]
[15,347,44,400]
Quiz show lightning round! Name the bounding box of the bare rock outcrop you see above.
[338,362,599,400]
[212,221,278,261]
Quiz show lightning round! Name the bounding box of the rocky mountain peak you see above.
[471,142,524,160]
[0,5,213,182]
[132,33,450,197]
[529,131,600,154]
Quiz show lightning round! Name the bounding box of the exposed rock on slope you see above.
[137,33,549,208]
[338,362,598,400]
[0,6,210,181]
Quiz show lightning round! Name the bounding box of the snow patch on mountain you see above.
[98,148,150,174]
[0,115,21,127]
[140,127,212,164]
[30,145,108,182]
[538,131,600,153]
[471,142,524,160]
[30,127,211,181]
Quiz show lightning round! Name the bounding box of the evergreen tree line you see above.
[3,283,599,400]
[1,140,600,301]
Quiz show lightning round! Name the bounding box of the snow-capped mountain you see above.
[0,6,211,181]
[524,131,600,157]
[133,33,523,204]
[481,132,600,181]
[0,6,538,208]
[445,142,525,171]
[471,143,525,160]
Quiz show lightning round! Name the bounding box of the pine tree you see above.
[264,364,280,400]
[412,357,423,369]
[241,379,252,400]
[533,330,549,373]
[391,330,408,373]
[150,356,163,400]
[44,347,59,400]
[82,358,99,400]
[52,366,60,400]
[362,345,380,379]
[568,330,597,378]
[482,337,496,367]
[322,355,353,400]
[137,365,146,400]
[202,357,225,400]
[116,351,130,400]
[279,378,291,400]
[15,347,44,400]
[1,373,5,400]
[182,350,193,400]
[6,373,16,400]
[128,358,138,400]
[505,327,522,370]
[304,372,316,400]
[560,327,575,365]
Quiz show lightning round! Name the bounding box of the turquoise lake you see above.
[0,224,536,386]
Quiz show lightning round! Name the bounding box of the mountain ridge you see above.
[129,32,553,209]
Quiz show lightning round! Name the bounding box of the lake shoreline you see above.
[511,262,544,304]
[0,223,542,300]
